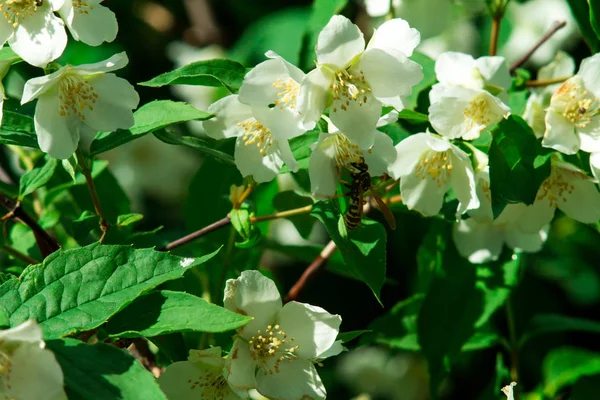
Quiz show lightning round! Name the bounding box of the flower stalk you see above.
[75,149,109,243]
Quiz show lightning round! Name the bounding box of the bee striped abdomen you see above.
[344,159,370,231]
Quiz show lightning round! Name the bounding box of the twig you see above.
[0,244,40,265]
[0,193,59,258]
[159,216,231,251]
[509,20,567,73]
[250,205,313,223]
[489,16,501,56]
[233,185,254,209]
[129,338,163,378]
[75,149,109,243]
[285,240,337,303]
[526,76,570,87]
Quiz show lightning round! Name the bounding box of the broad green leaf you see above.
[397,109,429,123]
[311,201,386,303]
[520,314,600,347]
[90,100,213,155]
[230,208,261,248]
[18,158,58,199]
[279,131,319,173]
[64,210,98,244]
[543,347,600,397]
[489,115,552,218]
[153,129,234,165]
[300,0,348,68]
[117,213,144,228]
[138,59,247,93]
[47,338,166,400]
[508,90,528,117]
[272,190,314,239]
[590,0,600,40]
[337,330,371,344]
[105,290,252,338]
[405,52,436,110]
[0,243,219,339]
[0,111,38,148]
[567,0,600,52]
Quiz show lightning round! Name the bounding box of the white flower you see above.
[429,52,512,104]
[0,320,67,400]
[309,115,398,198]
[297,15,422,149]
[516,158,600,232]
[58,0,118,46]
[542,53,600,155]
[429,85,510,140]
[523,51,575,138]
[452,169,549,263]
[158,347,247,400]
[0,0,67,67]
[389,132,479,217]
[21,52,139,159]
[501,382,517,400]
[224,270,342,400]
[203,95,302,183]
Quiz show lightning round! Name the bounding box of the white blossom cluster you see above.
[0,0,139,159]
[158,271,342,400]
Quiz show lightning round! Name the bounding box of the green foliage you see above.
[89,100,213,156]
[567,0,600,52]
[542,347,600,397]
[48,338,167,400]
[139,59,247,93]
[0,243,219,338]
[153,129,234,165]
[0,111,38,148]
[18,156,58,199]
[105,290,252,338]
[488,115,552,218]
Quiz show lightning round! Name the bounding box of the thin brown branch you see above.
[285,240,337,303]
[509,20,567,73]
[0,244,40,265]
[489,16,501,56]
[76,149,109,243]
[250,205,313,223]
[233,185,254,209]
[129,338,163,378]
[160,216,231,251]
[0,193,59,258]
[526,76,570,87]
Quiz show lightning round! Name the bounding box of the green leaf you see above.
[230,208,260,247]
[397,109,429,123]
[567,0,600,52]
[0,111,38,148]
[520,314,600,347]
[488,115,552,218]
[90,100,213,155]
[508,90,528,117]
[405,52,437,110]
[543,347,600,397]
[311,201,386,303]
[279,132,319,174]
[105,290,251,338]
[64,210,99,243]
[590,0,600,40]
[337,330,371,344]
[138,59,247,93]
[0,243,219,339]
[153,129,235,165]
[61,157,78,182]
[300,0,348,68]
[47,338,166,400]
[117,213,144,228]
[18,158,58,199]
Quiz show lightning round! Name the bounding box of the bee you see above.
[343,158,396,231]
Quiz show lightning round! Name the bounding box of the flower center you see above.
[58,74,99,120]
[0,0,41,28]
[536,168,576,208]
[248,324,299,375]
[463,95,492,130]
[330,69,372,113]
[186,369,230,399]
[556,78,600,128]
[272,77,299,110]
[73,0,94,14]
[0,346,14,391]
[238,119,273,156]
[333,133,363,169]
[415,150,453,186]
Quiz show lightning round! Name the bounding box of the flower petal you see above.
[34,93,81,159]
[224,339,258,391]
[276,301,341,360]
[223,270,282,339]
[0,320,43,343]
[543,111,580,154]
[234,137,283,182]
[256,359,326,400]
[309,134,339,198]
[315,15,365,68]
[60,0,118,46]
[82,74,139,132]
[388,133,430,178]
[253,105,305,141]
[434,52,477,88]
[504,223,549,253]
[73,51,130,75]
[577,52,600,96]
[516,199,556,234]
[239,58,296,107]
[475,56,511,92]
[203,95,253,139]
[363,130,398,176]
[367,18,420,57]
[450,150,479,214]
[558,170,600,224]
[452,219,504,263]
[296,68,331,130]
[400,167,447,216]
[9,10,67,67]
[329,93,381,149]
[358,48,423,98]
[590,152,600,181]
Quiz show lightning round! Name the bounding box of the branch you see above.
[489,16,501,56]
[509,20,567,73]
[284,240,337,303]
[0,244,40,265]
[0,193,59,258]
[526,76,570,87]
[159,216,231,251]
[76,149,110,243]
